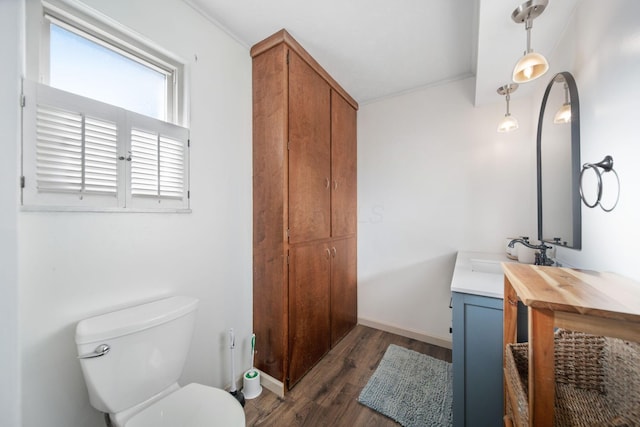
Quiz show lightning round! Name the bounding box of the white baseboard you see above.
[257,369,284,397]
[358,317,452,350]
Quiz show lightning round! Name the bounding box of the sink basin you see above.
[470,258,505,275]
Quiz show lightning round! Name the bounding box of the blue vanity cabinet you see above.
[452,292,504,427]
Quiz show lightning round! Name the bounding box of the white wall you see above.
[358,78,536,343]
[0,1,23,426]
[537,0,640,280]
[16,1,253,426]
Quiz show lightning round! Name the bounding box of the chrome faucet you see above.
[508,238,554,266]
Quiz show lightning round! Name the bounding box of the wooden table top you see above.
[502,263,640,323]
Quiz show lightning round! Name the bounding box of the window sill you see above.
[20,205,192,214]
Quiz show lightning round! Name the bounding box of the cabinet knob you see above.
[334,180,338,190]
[325,248,331,259]
[332,247,337,257]
[325,177,330,189]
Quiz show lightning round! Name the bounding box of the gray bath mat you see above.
[358,344,453,427]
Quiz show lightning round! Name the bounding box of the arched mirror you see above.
[537,71,581,249]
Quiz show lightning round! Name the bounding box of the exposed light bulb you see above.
[554,103,572,124]
[497,83,519,133]
[498,114,519,133]
[512,52,549,83]
[511,1,550,83]
[554,82,572,124]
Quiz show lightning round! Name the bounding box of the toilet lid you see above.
[125,383,245,427]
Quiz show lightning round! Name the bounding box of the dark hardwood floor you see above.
[243,325,452,426]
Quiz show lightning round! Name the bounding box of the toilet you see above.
[75,296,245,427]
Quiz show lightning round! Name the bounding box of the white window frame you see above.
[21,0,191,213]
[44,15,176,123]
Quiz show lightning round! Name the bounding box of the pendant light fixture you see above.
[497,84,519,133]
[554,81,572,124]
[512,0,549,83]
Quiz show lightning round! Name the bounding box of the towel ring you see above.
[599,167,620,212]
[579,163,602,208]
[579,155,620,212]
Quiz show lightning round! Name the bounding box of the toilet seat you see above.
[124,383,245,427]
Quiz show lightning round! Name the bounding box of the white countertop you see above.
[450,251,518,299]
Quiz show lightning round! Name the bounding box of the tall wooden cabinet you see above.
[251,29,358,391]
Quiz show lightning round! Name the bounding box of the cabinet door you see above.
[288,51,331,243]
[331,92,357,238]
[288,241,331,388]
[452,292,503,427]
[330,237,357,346]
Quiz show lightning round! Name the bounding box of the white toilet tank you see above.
[75,296,199,414]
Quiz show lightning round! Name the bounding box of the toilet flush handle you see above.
[78,344,110,359]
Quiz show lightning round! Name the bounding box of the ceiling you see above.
[185,0,578,106]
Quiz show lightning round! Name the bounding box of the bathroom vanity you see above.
[502,263,640,426]
[451,252,518,427]
[447,70,588,426]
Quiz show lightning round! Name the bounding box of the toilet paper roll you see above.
[243,369,262,399]
[518,246,536,264]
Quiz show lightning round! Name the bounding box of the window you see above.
[22,3,189,211]
[49,22,170,121]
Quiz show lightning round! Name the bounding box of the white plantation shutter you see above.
[84,117,118,194]
[127,112,189,209]
[159,135,185,199]
[131,129,159,196]
[23,81,122,208]
[35,106,84,192]
[35,106,118,195]
[130,131,185,199]
[22,80,189,211]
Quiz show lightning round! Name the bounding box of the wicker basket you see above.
[505,329,640,426]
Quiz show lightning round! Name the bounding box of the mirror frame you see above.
[537,71,581,249]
